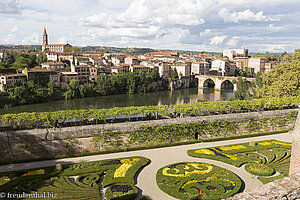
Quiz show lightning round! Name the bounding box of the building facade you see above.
[42,28,72,53]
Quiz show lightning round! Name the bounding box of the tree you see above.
[1,51,15,68]
[36,52,47,65]
[64,79,80,100]
[256,49,300,97]
[47,81,55,96]
[146,68,160,83]
[12,56,32,70]
[170,68,179,80]
[233,77,252,100]
[96,74,114,95]
[9,86,30,104]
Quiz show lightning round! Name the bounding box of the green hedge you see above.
[244,163,275,176]
[156,162,242,200]
[105,185,138,200]
[1,96,299,127]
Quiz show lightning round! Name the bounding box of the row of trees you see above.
[0,51,47,71]
[0,69,170,108]
[63,69,168,100]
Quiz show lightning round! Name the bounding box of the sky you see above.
[0,0,299,53]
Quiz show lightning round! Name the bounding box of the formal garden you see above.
[0,156,149,200]
[156,162,242,200]
[188,140,291,184]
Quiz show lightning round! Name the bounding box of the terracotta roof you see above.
[74,65,90,68]
[1,73,26,77]
[43,27,47,35]
[27,68,51,72]
[61,72,78,75]
[41,62,64,65]
[120,64,130,66]
[47,44,67,46]
[132,65,148,68]
[147,51,179,56]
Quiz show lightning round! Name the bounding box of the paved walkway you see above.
[0,132,292,200]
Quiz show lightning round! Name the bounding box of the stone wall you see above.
[0,109,297,163]
[1,108,296,141]
[289,111,300,175]
[227,173,300,200]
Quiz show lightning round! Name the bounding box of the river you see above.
[0,88,233,114]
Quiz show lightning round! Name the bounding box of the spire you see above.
[43,27,47,35]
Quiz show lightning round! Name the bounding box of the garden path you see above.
[0,132,292,200]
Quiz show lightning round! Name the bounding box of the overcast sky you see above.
[0,0,299,53]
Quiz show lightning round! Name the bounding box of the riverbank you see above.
[0,87,232,114]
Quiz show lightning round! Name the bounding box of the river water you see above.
[0,88,233,114]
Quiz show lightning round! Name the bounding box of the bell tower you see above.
[42,27,48,51]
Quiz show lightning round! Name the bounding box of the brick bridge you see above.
[195,75,255,91]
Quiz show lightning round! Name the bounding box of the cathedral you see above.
[42,28,72,53]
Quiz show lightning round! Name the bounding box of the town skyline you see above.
[0,0,299,53]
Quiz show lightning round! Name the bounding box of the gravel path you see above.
[0,132,292,200]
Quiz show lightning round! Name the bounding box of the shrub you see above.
[105,185,138,200]
[55,164,63,172]
[249,141,256,147]
[244,163,275,176]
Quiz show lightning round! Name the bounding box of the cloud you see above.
[10,26,18,33]
[0,0,22,15]
[218,8,280,23]
[226,36,240,48]
[268,24,282,32]
[259,44,285,52]
[58,37,67,44]
[210,36,227,45]
[2,34,16,44]
[22,33,39,44]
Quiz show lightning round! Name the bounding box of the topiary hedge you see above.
[0,156,149,200]
[187,140,291,183]
[244,163,275,176]
[156,162,242,200]
[105,184,138,200]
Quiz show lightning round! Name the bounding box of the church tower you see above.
[42,27,48,51]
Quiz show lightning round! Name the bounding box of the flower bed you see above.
[188,140,291,183]
[105,184,138,200]
[245,163,275,176]
[156,162,242,200]
[0,156,149,200]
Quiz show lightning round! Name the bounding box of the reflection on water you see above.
[0,87,233,114]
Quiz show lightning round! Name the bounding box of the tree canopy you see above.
[256,49,300,97]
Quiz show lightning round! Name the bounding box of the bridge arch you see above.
[195,75,255,91]
[203,78,215,88]
[221,80,234,90]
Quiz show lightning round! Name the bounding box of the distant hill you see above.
[0,44,220,55]
[0,45,41,51]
